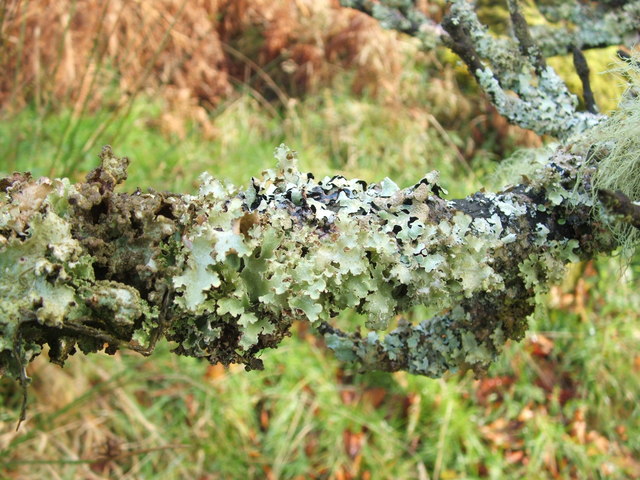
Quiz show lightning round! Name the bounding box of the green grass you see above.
[0,84,494,196]
[1,255,638,478]
[1,76,639,479]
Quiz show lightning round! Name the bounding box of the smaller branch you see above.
[441,1,603,140]
[572,46,598,114]
[440,13,488,87]
[341,0,447,46]
[533,0,640,57]
[598,189,640,229]
[343,0,614,139]
[13,329,28,431]
[508,0,546,75]
[618,49,640,69]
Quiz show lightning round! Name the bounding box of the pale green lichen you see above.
[167,144,507,360]
[165,142,613,376]
[0,135,625,382]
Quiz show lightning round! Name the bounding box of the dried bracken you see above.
[0,0,403,136]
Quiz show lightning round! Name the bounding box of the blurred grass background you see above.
[1,1,639,479]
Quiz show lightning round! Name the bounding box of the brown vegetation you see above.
[0,0,406,133]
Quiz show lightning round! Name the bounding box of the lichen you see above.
[582,54,640,253]
[345,0,630,139]
[161,141,614,376]
[0,148,160,379]
[445,0,605,139]
[0,136,625,383]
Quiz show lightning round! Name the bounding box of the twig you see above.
[508,0,546,75]
[598,189,640,229]
[572,46,598,114]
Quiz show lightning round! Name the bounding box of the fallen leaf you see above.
[505,450,525,464]
[475,375,515,405]
[362,387,387,408]
[570,407,587,444]
[528,334,554,357]
[343,428,365,459]
[204,363,226,381]
[587,430,610,454]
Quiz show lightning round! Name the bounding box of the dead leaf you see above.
[570,407,587,444]
[362,387,387,408]
[475,375,515,405]
[586,430,610,454]
[480,418,523,449]
[232,212,259,237]
[505,450,525,464]
[204,363,226,381]
[340,388,358,406]
[528,334,554,357]
[343,428,365,459]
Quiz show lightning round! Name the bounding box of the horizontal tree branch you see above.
[0,140,628,385]
[1,5,638,426]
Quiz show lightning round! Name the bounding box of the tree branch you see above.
[598,189,640,229]
[2,1,639,396]
[340,0,640,139]
[572,46,598,114]
[532,0,640,57]
[0,141,627,382]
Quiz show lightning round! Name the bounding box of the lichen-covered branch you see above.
[341,0,640,57]
[2,120,637,384]
[341,0,640,139]
[531,0,640,57]
[1,2,639,397]
[340,0,446,47]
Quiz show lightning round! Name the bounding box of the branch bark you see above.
[342,0,640,139]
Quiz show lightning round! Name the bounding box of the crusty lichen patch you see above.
[0,147,161,379]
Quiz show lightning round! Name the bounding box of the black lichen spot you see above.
[93,264,109,281]
[90,199,109,224]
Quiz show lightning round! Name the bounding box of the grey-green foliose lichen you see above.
[444,0,604,140]
[344,0,629,139]
[0,138,623,382]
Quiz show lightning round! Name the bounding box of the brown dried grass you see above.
[0,0,406,137]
